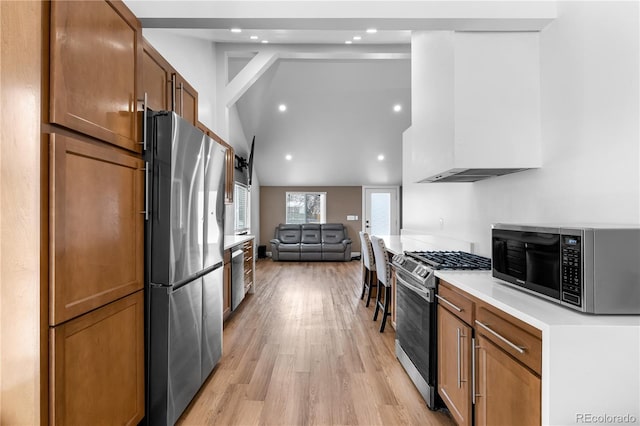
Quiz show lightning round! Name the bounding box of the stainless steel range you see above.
[391,251,491,409]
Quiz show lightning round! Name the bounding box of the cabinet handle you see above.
[436,294,463,312]
[456,328,462,389]
[179,82,184,115]
[141,162,149,220]
[472,337,477,404]
[475,320,526,354]
[171,75,176,111]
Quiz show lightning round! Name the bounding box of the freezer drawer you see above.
[202,268,223,382]
[148,280,202,426]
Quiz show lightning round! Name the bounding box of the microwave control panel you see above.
[561,235,582,306]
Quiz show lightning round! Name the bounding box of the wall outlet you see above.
[347,215,359,221]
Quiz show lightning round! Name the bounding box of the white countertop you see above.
[435,270,640,330]
[224,234,254,250]
[378,234,473,255]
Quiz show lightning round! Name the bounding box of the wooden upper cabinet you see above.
[142,37,172,112]
[49,133,144,325]
[173,72,198,126]
[49,0,142,153]
[197,122,235,204]
[50,290,144,425]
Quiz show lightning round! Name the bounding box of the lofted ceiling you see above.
[125,0,556,186]
[230,57,411,186]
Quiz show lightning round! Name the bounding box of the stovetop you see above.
[406,251,492,271]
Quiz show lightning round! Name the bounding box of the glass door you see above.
[363,186,399,236]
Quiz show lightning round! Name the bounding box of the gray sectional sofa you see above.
[270,223,352,261]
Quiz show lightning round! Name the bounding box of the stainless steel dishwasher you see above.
[231,248,245,310]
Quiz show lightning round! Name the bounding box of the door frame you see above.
[361,185,400,236]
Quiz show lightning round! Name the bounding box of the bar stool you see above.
[370,235,391,333]
[358,231,376,307]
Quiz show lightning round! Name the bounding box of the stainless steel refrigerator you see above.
[145,111,225,426]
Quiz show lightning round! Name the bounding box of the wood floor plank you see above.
[177,259,454,426]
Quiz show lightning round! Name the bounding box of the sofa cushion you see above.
[276,224,301,244]
[321,224,346,244]
[278,243,300,252]
[322,242,346,252]
[301,224,321,244]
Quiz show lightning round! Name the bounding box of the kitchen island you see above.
[436,270,640,426]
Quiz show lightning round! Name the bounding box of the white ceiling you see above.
[232,58,411,186]
[124,0,555,186]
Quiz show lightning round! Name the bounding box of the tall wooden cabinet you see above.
[49,134,144,325]
[47,1,145,424]
[49,291,144,425]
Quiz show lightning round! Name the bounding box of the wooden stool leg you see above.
[360,267,368,300]
[365,270,375,307]
[379,285,391,332]
[373,278,382,321]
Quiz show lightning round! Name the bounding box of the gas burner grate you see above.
[406,251,491,270]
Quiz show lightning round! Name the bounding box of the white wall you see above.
[142,29,218,129]
[403,1,639,256]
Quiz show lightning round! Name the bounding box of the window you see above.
[234,183,249,233]
[285,192,326,224]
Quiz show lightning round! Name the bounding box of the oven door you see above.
[395,270,437,408]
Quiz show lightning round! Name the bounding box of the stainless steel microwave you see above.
[491,224,640,314]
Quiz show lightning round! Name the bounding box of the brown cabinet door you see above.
[50,0,142,153]
[437,305,473,426]
[142,38,172,112]
[173,73,198,126]
[50,290,144,425]
[475,335,541,426]
[49,134,144,325]
[243,241,254,292]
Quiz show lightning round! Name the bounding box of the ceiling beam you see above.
[224,50,279,107]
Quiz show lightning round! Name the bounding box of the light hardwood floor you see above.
[178,259,455,426]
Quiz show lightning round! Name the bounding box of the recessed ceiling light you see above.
[250,35,258,40]
[377,154,385,161]
[261,40,269,44]
[278,104,287,112]
[353,36,362,41]
[230,28,242,33]
[366,28,378,34]
[285,154,292,161]
[393,104,402,112]
[345,40,352,44]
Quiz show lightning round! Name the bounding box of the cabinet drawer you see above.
[50,290,144,425]
[437,280,474,325]
[475,303,542,375]
[49,134,144,325]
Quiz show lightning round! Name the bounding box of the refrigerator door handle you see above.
[138,92,147,151]
[141,162,149,221]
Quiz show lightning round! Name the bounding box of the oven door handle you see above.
[396,274,433,302]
